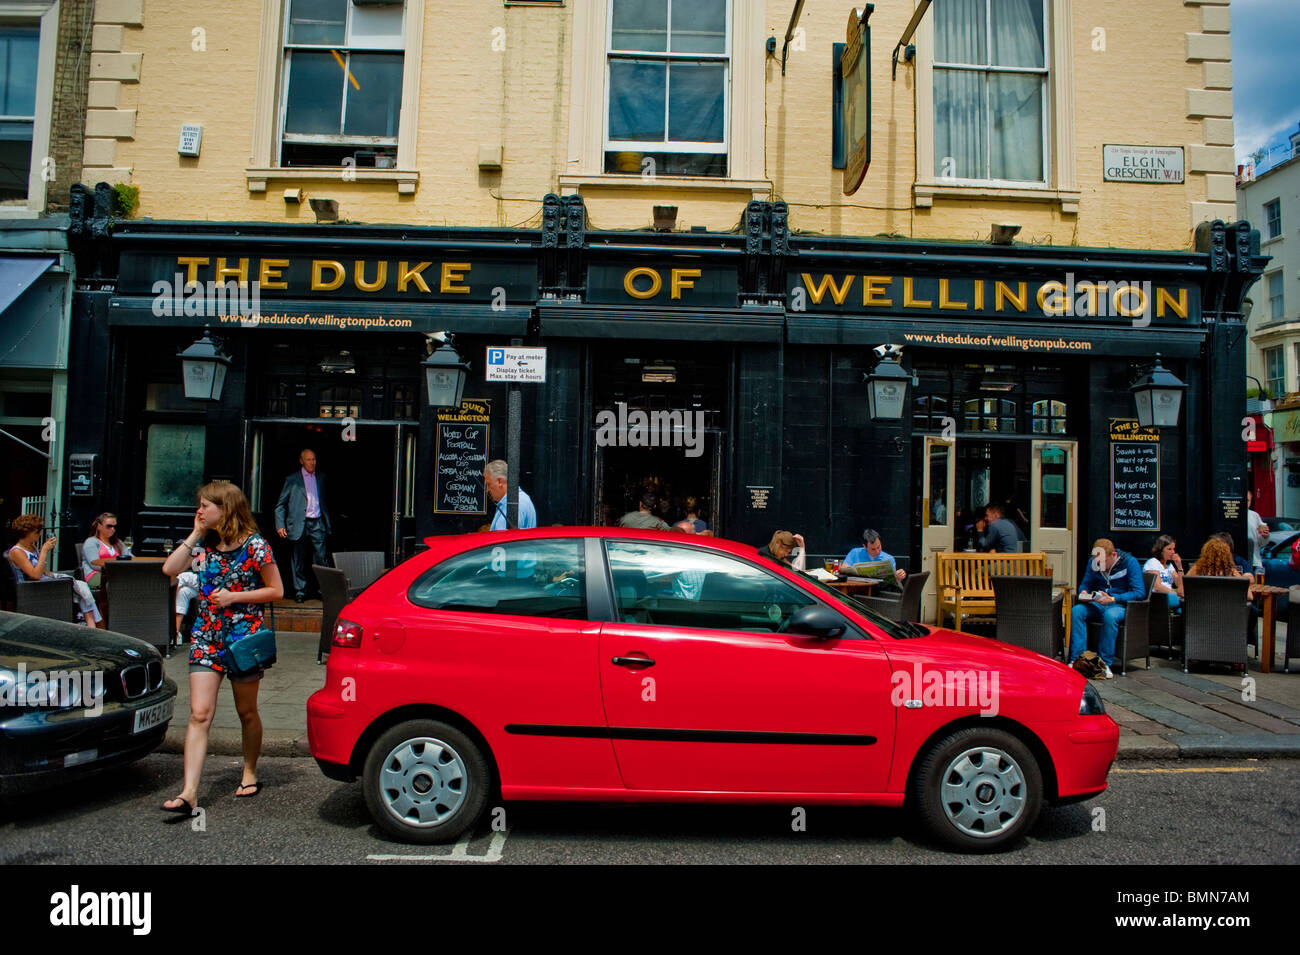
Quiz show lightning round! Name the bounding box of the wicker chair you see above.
[14,577,75,622]
[991,575,1060,659]
[314,564,350,664]
[1181,576,1250,672]
[1282,595,1300,673]
[333,551,385,600]
[1083,575,1153,675]
[102,560,172,652]
[858,571,930,623]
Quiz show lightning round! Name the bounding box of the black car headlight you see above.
[1080,682,1106,715]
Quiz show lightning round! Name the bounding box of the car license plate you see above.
[133,697,174,734]
[64,749,98,767]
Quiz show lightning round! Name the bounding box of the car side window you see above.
[604,541,814,633]
[408,539,585,619]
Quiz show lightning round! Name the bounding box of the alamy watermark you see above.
[151,276,261,318]
[594,402,705,458]
[0,663,104,717]
[890,662,1000,717]
[1039,273,1155,326]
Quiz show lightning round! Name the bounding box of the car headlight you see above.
[1079,682,1106,715]
[0,666,99,710]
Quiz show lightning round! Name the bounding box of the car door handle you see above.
[611,655,655,668]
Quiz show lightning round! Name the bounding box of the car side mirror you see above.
[788,604,846,640]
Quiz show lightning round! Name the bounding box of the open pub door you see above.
[920,435,956,624]
[1030,439,1077,590]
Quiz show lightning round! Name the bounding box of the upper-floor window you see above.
[0,24,38,202]
[0,3,55,216]
[1265,346,1285,399]
[933,0,1048,184]
[605,0,729,177]
[280,0,404,168]
[1265,199,1282,240]
[1269,271,1285,321]
[1031,399,1066,434]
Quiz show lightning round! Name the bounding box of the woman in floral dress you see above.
[160,481,283,813]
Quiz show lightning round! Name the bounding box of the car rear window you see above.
[407,539,585,619]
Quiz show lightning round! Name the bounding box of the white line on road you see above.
[367,830,507,863]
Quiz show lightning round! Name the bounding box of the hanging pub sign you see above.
[841,6,873,196]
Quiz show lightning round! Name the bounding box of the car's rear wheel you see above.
[362,719,490,844]
[913,727,1042,852]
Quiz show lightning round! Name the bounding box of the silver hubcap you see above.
[378,736,467,828]
[939,745,1027,838]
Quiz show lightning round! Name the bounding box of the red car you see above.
[307,528,1117,852]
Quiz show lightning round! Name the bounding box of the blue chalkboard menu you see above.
[1109,419,1160,531]
[434,400,490,515]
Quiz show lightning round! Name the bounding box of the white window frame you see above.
[914,0,1079,212]
[562,0,769,198]
[1264,198,1282,240]
[0,1,56,218]
[1264,346,1285,399]
[247,0,423,194]
[1268,271,1285,321]
[602,0,730,174]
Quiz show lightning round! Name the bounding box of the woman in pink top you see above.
[81,512,123,589]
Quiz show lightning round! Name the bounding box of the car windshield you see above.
[794,572,917,639]
[1263,532,1300,559]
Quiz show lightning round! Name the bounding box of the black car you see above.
[0,611,177,795]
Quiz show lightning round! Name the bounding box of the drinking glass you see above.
[123,536,134,556]
[163,538,174,555]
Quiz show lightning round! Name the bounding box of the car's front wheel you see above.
[362,719,490,844]
[913,727,1043,852]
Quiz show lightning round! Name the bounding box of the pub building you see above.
[62,196,1264,613]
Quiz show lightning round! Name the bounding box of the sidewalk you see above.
[159,627,1300,760]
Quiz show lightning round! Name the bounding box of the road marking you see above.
[1111,766,1264,774]
[367,830,507,863]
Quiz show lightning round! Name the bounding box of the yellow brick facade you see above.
[85,0,1236,248]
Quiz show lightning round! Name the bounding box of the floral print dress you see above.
[189,534,275,673]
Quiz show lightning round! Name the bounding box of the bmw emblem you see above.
[124,649,141,658]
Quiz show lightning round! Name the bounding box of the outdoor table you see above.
[826,577,881,595]
[1249,584,1288,673]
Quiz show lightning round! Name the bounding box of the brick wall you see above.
[47,0,95,214]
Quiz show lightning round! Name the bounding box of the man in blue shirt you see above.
[1070,537,1145,678]
[484,459,537,531]
[842,529,907,586]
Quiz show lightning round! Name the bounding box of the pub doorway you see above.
[589,345,729,533]
[247,419,417,570]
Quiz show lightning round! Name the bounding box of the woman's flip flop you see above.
[235,781,263,798]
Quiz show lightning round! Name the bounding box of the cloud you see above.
[1232,0,1300,159]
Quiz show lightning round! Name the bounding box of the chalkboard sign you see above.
[1110,442,1160,530]
[434,400,491,515]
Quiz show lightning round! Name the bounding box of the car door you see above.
[404,536,621,792]
[597,540,896,795]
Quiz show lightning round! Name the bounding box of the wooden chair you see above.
[858,571,930,623]
[313,564,350,664]
[1181,576,1250,672]
[991,575,1062,659]
[333,551,385,600]
[935,552,1055,631]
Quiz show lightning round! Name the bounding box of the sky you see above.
[1231,0,1300,163]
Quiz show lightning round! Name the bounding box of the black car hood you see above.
[0,611,160,670]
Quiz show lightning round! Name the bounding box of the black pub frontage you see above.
[63,197,1263,617]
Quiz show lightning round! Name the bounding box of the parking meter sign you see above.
[485,346,546,382]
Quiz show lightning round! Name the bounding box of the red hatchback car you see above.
[307,528,1118,852]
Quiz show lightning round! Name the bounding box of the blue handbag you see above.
[220,627,277,676]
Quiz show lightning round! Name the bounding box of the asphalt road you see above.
[2,755,1298,865]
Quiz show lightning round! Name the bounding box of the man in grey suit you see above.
[275,448,332,603]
